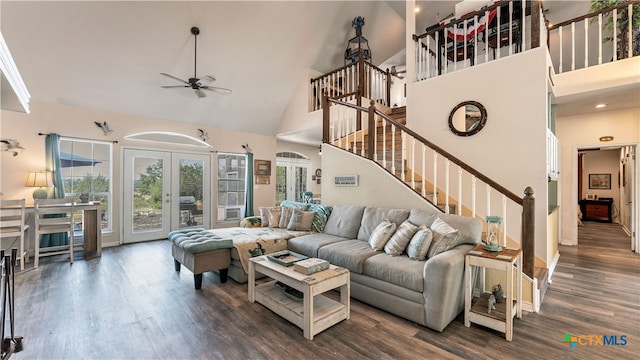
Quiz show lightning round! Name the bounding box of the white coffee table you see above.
[248,255,350,340]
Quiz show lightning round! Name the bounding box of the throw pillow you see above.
[384,220,418,255]
[279,204,306,228]
[266,207,282,228]
[259,207,279,227]
[368,219,397,251]
[427,217,462,259]
[307,204,333,232]
[406,225,433,261]
[287,209,315,231]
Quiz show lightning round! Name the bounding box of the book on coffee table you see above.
[294,258,330,274]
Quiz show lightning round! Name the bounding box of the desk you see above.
[26,202,102,259]
[465,245,522,341]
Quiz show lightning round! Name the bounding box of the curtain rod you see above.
[38,133,118,144]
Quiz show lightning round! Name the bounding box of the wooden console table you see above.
[579,198,613,223]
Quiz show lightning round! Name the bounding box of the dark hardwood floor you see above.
[9,222,639,359]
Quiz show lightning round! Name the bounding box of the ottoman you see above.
[169,229,233,289]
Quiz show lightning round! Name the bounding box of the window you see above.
[59,139,113,233]
[217,153,246,222]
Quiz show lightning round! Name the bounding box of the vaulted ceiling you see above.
[2,1,632,146]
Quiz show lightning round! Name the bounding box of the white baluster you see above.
[598,14,603,65]
[485,10,489,63]
[401,132,406,182]
[471,176,477,217]
[445,159,450,214]
[422,144,426,197]
[458,167,463,215]
[473,15,478,65]
[425,37,430,80]
[409,137,415,188]
[571,22,575,71]
[502,195,507,247]
[559,26,563,73]
[486,184,491,216]
[383,118,387,168]
[444,29,448,74]
[584,19,588,68]
[433,151,438,205]
[361,110,365,157]
[436,30,441,75]
[391,124,396,174]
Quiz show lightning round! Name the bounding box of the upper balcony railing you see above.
[413,0,543,81]
[547,0,640,74]
[309,54,390,112]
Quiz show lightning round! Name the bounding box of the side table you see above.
[464,245,522,341]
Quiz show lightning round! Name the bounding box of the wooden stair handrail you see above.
[324,97,536,277]
[547,0,640,31]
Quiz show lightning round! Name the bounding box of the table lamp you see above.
[25,171,53,199]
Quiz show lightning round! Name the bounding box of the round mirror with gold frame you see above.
[448,101,487,137]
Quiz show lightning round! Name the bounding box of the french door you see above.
[276,158,311,204]
[123,149,211,243]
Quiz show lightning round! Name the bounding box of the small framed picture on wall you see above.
[588,173,611,190]
[255,160,271,176]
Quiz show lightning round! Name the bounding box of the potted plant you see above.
[590,0,640,58]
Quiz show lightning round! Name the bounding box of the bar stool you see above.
[34,199,74,268]
[0,199,29,270]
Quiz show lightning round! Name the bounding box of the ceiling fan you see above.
[161,27,232,98]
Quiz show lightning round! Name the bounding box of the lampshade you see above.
[25,171,53,199]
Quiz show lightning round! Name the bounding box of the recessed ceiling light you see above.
[595,103,607,108]
[599,136,614,142]
[415,6,421,13]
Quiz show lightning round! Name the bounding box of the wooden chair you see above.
[0,199,29,271]
[34,199,74,268]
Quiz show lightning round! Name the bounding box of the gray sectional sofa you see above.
[287,205,482,332]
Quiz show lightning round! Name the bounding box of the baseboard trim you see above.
[548,250,560,283]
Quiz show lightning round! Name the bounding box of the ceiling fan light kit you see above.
[161,26,232,98]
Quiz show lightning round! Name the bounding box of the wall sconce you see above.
[25,171,53,199]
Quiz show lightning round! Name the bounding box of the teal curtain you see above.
[244,152,254,217]
[41,133,69,247]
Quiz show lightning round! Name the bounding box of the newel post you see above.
[322,93,330,144]
[367,100,376,160]
[522,186,535,278]
[385,68,391,107]
[531,0,541,49]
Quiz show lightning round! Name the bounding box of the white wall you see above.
[321,144,438,210]
[407,48,550,264]
[0,100,277,246]
[556,107,640,245]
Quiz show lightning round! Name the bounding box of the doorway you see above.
[122,149,211,243]
[576,145,637,252]
[276,154,311,204]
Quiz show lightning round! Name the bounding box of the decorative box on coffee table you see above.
[248,255,350,340]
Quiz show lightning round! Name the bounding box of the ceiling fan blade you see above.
[161,85,190,88]
[195,88,207,98]
[160,73,189,84]
[201,86,232,95]
[199,75,216,84]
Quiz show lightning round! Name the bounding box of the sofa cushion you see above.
[357,207,410,241]
[406,226,433,261]
[323,205,366,239]
[318,240,379,273]
[427,217,462,259]
[266,207,282,228]
[287,209,315,231]
[368,219,397,250]
[259,207,278,227]
[362,253,426,292]
[307,203,333,232]
[287,233,347,258]
[384,220,418,255]
[409,210,482,246]
[407,208,439,227]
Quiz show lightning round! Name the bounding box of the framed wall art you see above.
[255,160,271,176]
[588,173,611,190]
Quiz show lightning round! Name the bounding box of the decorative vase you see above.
[492,284,503,303]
